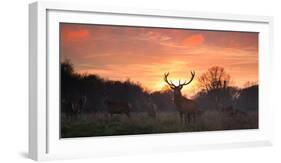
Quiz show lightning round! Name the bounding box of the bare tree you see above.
[197,66,231,110]
[198,66,230,91]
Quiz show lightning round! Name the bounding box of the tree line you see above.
[61,60,258,114]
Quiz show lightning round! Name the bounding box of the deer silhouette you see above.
[164,71,201,124]
[104,99,133,118]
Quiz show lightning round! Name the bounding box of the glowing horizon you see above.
[60,23,258,97]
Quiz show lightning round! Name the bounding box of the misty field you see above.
[61,110,258,138]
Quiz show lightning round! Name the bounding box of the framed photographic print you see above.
[29,1,274,161]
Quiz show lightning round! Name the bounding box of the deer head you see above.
[163,71,195,98]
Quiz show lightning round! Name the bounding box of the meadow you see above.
[61,110,258,138]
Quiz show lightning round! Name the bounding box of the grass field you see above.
[61,110,258,138]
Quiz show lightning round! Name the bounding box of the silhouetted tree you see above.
[197,66,232,109]
[61,61,258,117]
[198,66,231,92]
[60,60,162,114]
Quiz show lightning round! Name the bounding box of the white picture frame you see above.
[29,1,274,161]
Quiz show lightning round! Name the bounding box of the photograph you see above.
[60,23,259,138]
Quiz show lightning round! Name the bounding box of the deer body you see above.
[164,71,201,124]
[174,92,200,123]
[105,100,133,118]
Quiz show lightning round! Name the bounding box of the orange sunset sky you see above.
[60,23,258,97]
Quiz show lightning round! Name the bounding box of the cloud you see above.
[182,34,205,47]
[62,29,90,42]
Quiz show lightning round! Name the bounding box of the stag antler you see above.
[164,71,195,88]
[164,72,176,88]
[180,71,195,86]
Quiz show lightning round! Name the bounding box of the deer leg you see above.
[106,113,110,119]
[70,113,73,121]
[184,114,188,125]
[193,113,196,123]
[179,112,183,124]
[126,112,130,118]
[187,113,191,124]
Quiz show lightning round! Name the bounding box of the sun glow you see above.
[151,77,199,98]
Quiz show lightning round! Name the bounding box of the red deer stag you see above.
[104,99,133,118]
[164,71,201,124]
